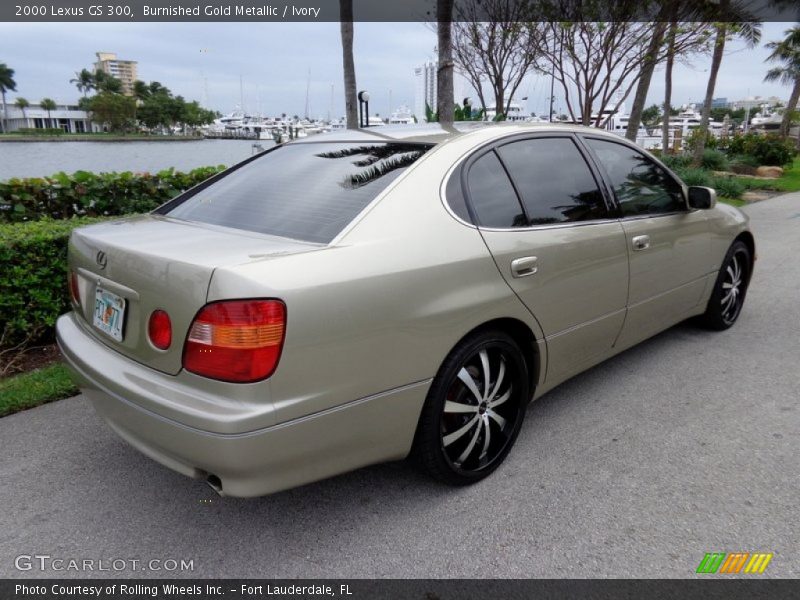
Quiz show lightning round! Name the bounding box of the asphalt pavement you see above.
[1,193,798,579]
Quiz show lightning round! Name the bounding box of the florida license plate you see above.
[93,287,126,341]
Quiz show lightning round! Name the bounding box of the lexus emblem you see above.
[96,251,107,270]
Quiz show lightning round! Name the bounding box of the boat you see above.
[657,104,725,138]
[750,105,784,131]
[388,105,415,125]
[485,101,529,122]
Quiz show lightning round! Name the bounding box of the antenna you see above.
[239,75,244,113]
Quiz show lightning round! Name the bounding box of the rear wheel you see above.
[699,240,751,330]
[411,330,529,486]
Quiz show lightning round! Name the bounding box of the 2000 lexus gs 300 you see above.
[57,124,754,496]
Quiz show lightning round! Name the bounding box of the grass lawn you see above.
[0,363,78,417]
[719,197,747,207]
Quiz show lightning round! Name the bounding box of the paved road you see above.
[1,194,798,579]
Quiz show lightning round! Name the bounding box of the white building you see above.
[1,101,97,133]
[414,62,437,123]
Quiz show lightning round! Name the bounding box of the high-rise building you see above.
[414,62,437,123]
[94,52,138,96]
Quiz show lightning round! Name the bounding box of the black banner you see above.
[2,580,799,600]
[2,0,799,23]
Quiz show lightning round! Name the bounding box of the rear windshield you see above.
[162,142,431,243]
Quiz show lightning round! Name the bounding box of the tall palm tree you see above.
[436,0,455,126]
[98,75,123,94]
[40,98,57,129]
[339,0,358,129]
[0,63,17,134]
[70,68,95,97]
[692,17,761,165]
[14,97,29,128]
[764,25,800,139]
[132,80,150,101]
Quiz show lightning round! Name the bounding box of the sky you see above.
[0,21,795,119]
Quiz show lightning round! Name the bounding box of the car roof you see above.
[291,122,625,146]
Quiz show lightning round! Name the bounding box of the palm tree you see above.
[14,97,29,127]
[0,63,17,134]
[132,80,150,101]
[692,17,761,165]
[98,76,123,94]
[339,0,358,129]
[70,68,95,97]
[764,25,800,139]
[436,0,455,126]
[40,98,57,129]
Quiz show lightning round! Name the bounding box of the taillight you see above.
[148,310,172,350]
[69,271,80,305]
[183,300,286,383]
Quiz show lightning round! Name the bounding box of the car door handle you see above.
[631,235,651,251]
[511,256,538,278]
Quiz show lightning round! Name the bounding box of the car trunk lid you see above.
[68,215,317,375]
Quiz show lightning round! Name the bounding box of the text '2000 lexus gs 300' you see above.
[57,123,754,497]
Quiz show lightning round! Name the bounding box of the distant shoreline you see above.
[0,135,202,143]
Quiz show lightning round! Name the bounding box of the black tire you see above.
[411,329,529,486]
[698,240,751,330]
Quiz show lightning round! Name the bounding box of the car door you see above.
[581,136,712,349]
[459,134,629,386]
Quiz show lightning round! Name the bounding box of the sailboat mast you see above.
[304,68,311,120]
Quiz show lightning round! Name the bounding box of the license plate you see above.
[93,287,126,342]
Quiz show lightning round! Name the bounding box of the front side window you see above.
[162,142,430,244]
[584,138,685,217]
[495,137,608,225]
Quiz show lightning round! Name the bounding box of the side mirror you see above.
[687,186,716,210]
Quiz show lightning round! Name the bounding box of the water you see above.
[0,139,276,180]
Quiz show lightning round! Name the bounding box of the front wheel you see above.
[411,330,529,486]
[699,240,751,330]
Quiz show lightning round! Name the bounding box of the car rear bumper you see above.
[56,312,429,497]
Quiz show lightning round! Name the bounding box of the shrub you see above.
[11,127,65,136]
[660,154,692,171]
[0,165,226,222]
[728,154,760,175]
[684,128,717,153]
[677,168,712,187]
[725,133,797,166]
[0,218,106,349]
[711,176,745,199]
[701,149,729,171]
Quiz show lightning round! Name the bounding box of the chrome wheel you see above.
[412,330,528,485]
[720,250,745,325]
[440,345,523,473]
[699,240,751,331]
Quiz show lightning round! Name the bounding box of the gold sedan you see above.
[57,124,753,496]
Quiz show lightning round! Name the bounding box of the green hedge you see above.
[0,166,225,222]
[0,218,107,348]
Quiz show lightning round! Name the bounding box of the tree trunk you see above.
[494,88,505,122]
[626,21,668,141]
[662,21,678,153]
[339,0,358,129]
[692,24,727,166]
[436,0,455,125]
[780,76,800,138]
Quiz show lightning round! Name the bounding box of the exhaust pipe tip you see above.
[206,474,224,496]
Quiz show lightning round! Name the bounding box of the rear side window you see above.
[164,142,430,243]
[495,137,608,225]
[466,151,527,228]
[584,138,685,216]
